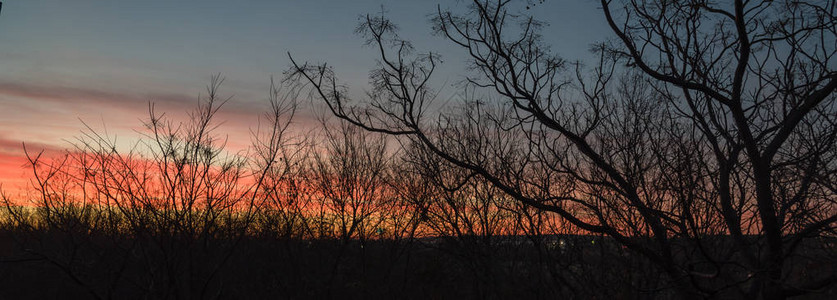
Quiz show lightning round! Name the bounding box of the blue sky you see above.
[0,0,610,188]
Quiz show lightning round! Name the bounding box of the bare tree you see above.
[303,116,393,296]
[288,0,836,298]
[250,78,309,240]
[599,0,837,297]
[1,75,301,299]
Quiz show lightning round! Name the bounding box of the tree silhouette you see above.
[289,0,836,298]
[1,76,301,298]
[0,0,832,298]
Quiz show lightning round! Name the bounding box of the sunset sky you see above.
[0,0,608,192]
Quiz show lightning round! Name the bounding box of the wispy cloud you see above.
[0,136,64,156]
[0,80,283,118]
[0,81,196,110]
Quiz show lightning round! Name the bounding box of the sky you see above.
[0,0,610,192]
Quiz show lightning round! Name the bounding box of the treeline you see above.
[0,77,654,299]
[0,77,832,299]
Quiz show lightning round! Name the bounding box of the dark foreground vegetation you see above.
[1,0,836,298]
[2,222,834,299]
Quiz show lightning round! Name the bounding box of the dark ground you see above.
[0,230,834,299]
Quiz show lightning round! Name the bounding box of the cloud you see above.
[0,80,283,119]
[0,80,196,111]
[0,136,64,156]
[0,79,324,160]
